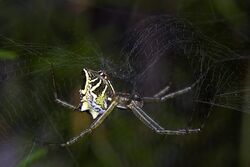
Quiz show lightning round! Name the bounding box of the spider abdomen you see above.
[79,68,115,119]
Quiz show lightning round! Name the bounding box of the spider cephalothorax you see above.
[79,68,115,119]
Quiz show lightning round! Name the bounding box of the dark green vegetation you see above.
[0,0,250,167]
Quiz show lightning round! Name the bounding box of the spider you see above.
[51,64,201,147]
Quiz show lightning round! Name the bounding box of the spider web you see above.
[102,15,250,128]
[0,36,105,166]
[0,3,250,167]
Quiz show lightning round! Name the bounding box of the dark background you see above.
[0,0,250,167]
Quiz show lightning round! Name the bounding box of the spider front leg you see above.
[143,76,202,103]
[153,85,170,98]
[59,101,118,147]
[128,101,200,135]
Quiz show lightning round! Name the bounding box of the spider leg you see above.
[153,85,170,97]
[50,63,78,110]
[143,84,194,102]
[59,101,118,147]
[128,101,200,135]
[54,99,76,110]
[143,77,202,102]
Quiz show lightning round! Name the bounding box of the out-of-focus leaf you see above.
[0,49,17,60]
[213,0,247,26]
[17,148,47,167]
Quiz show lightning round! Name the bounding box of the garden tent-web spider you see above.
[51,65,201,147]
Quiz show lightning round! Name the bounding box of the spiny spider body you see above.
[78,69,115,119]
[79,69,143,119]
[51,65,201,147]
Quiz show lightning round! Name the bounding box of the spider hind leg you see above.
[50,63,78,110]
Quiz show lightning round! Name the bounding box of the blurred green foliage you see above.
[17,148,47,167]
[0,49,17,60]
